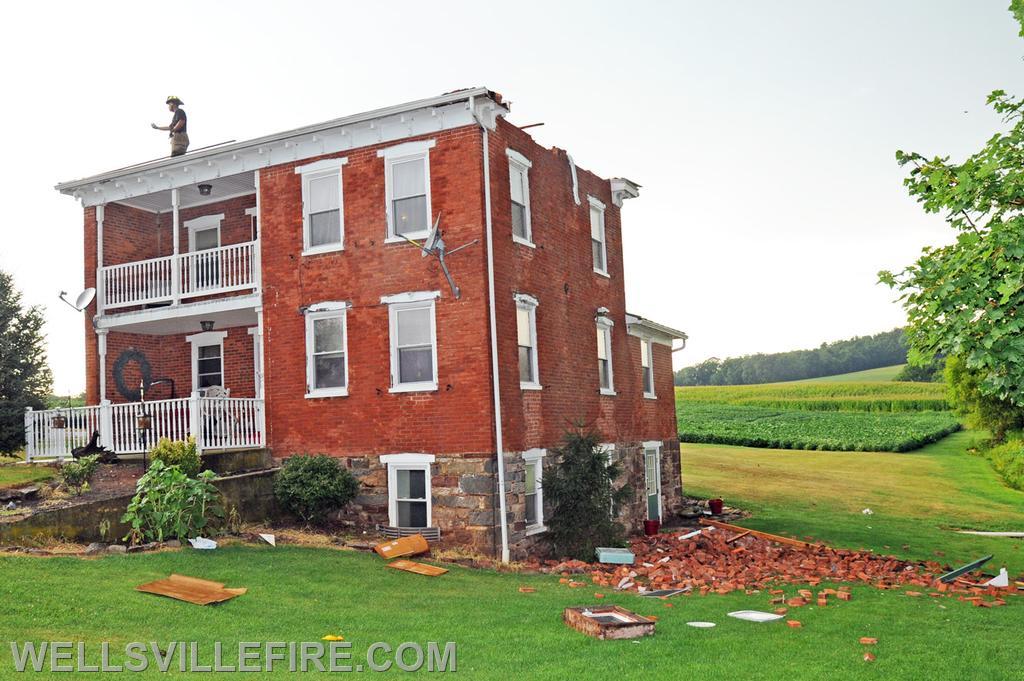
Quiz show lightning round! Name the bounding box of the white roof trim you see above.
[294,157,349,175]
[610,177,641,207]
[506,148,532,168]
[380,290,441,305]
[380,453,436,464]
[625,313,688,346]
[376,139,436,159]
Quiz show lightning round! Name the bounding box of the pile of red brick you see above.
[539,528,1010,597]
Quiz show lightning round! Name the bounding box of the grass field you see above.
[0,464,53,490]
[0,538,1020,680]
[794,364,907,383]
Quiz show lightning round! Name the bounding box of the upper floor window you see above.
[588,196,608,276]
[379,140,435,242]
[596,315,615,395]
[641,338,656,399]
[304,302,349,398]
[515,293,540,389]
[383,291,440,393]
[507,149,533,246]
[296,157,348,255]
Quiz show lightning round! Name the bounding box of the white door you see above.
[644,445,662,522]
[191,226,220,289]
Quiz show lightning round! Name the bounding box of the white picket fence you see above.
[24,395,264,461]
[98,241,258,310]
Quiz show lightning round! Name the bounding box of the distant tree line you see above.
[675,329,916,386]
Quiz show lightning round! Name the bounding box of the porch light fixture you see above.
[200,320,215,332]
[197,183,213,196]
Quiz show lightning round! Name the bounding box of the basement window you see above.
[380,140,435,242]
[589,196,608,276]
[523,448,546,534]
[296,157,348,255]
[304,303,349,398]
[597,316,615,395]
[641,338,656,399]
[383,291,440,393]
[515,293,540,390]
[507,149,533,246]
[382,453,435,529]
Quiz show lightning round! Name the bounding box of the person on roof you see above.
[151,96,188,157]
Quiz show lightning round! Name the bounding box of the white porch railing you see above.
[24,395,265,461]
[98,241,258,311]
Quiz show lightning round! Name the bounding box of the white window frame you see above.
[643,441,664,522]
[185,330,228,394]
[507,148,534,247]
[383,290,440,393]
[522,448,546,534]
[185,213,224,253]
[641,337,656,399]
[303,301,350,398]
[515,293,541,390]
[597,315,615,396]
[296,157,348,256]
[588,196,608,277]
[381,453,435,529]
[600,443,617,517]
[379,140,435,243]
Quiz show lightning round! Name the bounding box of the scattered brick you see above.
[859,637,878,645]
[863,652,876,663]
[787,620,802,628]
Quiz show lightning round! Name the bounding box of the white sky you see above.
[1,0,1022,396]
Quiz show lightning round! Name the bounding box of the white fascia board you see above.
[62,90,508,208]
[94,293,262,331]
[625,313,688,346]
[185,330,228,345]
[377,139,436,159]
[380,290,441,305]
[506,148,532,168]
[305,301,351,313]
[294,157,349,174]
[380,453,436,464]
[514,292,539,307]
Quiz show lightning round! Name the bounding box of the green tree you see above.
[880,3,1024,425]
[0,270,53,452]
[541,425,632,560]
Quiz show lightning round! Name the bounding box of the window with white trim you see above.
[380,140,435,241]
[589,196,608,275]
[600,443,618,517]
[523,448,545,532]
[515,294,540,389]
[186,330,228,394]
[384,291,439,392]
[597,317,615,395]
[507,149,533,245]
[641,338,656,398]
[643,442,663,522]
[304,303,349,397]
[382,454,434,529]
[296,157,347,254]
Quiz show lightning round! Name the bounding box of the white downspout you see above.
[472,96,510,563]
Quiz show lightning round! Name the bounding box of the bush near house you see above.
[541,426,632,561]
[274,454,359,525]
[59,454,100,495]
[149,437,202,478]
[121,460,223,544]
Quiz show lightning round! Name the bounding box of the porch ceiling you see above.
[115,171,256,213]
[100,300,259,335]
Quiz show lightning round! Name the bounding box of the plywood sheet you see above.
[136,574,247,605]
[386,559,448,577]
[374,534,429,559]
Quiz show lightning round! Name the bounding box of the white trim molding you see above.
[376,139,437,159]
[185,330,228,393]
[640,337,656,400]
[299,158,347,257]
[387,294,439,393]
[304,304,349,398]
[522,448,546,535]
[507,149,534,247]
[515,293,541,390]
[185,213,224,253]
[596,313,615,396]
[625,313,688,348]
[380,290,441,305]
[567,154,581,206]
[588,195,609,277]
[610,177,641,207]
[294,156,349,175]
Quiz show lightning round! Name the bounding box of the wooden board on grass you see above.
[136,574,246,605]
[374,534,429,559]
[386,559,448,577]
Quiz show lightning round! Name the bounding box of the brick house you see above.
[36,88,686,559]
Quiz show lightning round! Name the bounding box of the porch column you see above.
[254,306,266,446]
[171,188,181,304]
[96,329,112,449]
[95,204,105,315]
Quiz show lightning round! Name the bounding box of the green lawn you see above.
[794,364,907,383]
[682,431,1024,574]
[0,542,1020,680]
[0,464,53,490]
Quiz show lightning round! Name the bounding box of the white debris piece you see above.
[188,537,217,550]
[678,530,702,541]
[862,508,874,515]
[259,533,276,547]
[984,568,1010,588]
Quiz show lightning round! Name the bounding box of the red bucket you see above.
[643,519,661,536]
[708,498,724,515]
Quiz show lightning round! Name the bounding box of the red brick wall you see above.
[259,125,496,456]
[102,326,256,403]
[487,118,678,451]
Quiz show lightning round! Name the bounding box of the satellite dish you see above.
[399,213,479,299]
[59,287,97,312]
[422,213,442,258]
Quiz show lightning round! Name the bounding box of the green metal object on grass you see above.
[938,555,993,583]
